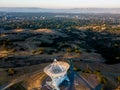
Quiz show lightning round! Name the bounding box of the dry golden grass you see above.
[13,29,24,32]
[0,50,9,58]
[0,34,7,37]
[33,29,55,34]
[0,49,15,58]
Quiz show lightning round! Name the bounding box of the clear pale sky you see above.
[0,0,120,8]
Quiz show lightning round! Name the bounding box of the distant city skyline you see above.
[0,0,120,8]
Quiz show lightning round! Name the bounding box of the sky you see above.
[0,0,120,8]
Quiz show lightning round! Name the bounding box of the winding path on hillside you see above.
[0,69,45,90]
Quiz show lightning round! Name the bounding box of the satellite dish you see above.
[44,59,70,90]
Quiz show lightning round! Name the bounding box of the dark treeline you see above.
[84,30,120,64]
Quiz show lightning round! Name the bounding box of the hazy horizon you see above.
[0,0,120,8]
[0,7,120,13]
[1,7,120,9]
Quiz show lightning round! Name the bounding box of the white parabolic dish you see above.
[44,59,70,78]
